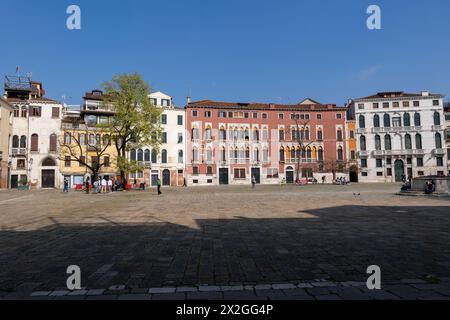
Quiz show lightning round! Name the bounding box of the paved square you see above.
[0,184,449,299]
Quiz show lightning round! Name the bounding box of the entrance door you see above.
[349,166,359,183]
[394,160,404,182]
[286,167,294,184]
[11,175,18,189]
[251,168,261,184]
[151,173,159,186]
[162,169,171,186]
[219,168,229,185]
[41,170,55,188]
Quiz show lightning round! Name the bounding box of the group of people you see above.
[334,177,349,185]
[83,176,121,194]
[425,180,436,194]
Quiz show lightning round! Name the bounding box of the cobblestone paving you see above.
[0,184,449,300]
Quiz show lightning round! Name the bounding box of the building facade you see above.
[353,91,447,183]
[445,102,450,175]
[345,117,358,182]
[5,76,63,189]
[128,91,186,187]
[185,98,348,186]
[60,90,118,188]
[0,97,13,188]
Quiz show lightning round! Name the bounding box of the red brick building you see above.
[185,98,348,185]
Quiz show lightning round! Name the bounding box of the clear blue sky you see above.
[1,0,449,106]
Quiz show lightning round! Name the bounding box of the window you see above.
[137,149,143,161]
[19,135,26,148]
[350,150,356,160]
[386,158,392,165]
[104,156,110,167]
[253,112,258,119]
[415,134,422,149]
[279,129,285,141]
[360,135,366,151]
[376,158,382,168]
[387,168,392,176]
[359,115,365,129]
[177,115,183,125]
[377,172,383,176]
[437,157,443,167]
[177,133,183,144]
[393,102,399,108]
[317,129,323,141]
[433,112,441,126]
[317,114,322,120]
[218,111,227,118]
[375,135,381,150]
[383,114,390,127]
[361,159,367,168]
[392,117,401,127]
[191,128,199,140]
[234,168,246,179]
[65,156,71,167]
[79,133,86,145]
[403,113,411,127]
[13,107,20,117]
[206,148,213,163]
[220,147,226,162]
[192,148,199,163]
[206,166,213,175]
[337,146,343,161]
[317,148,324,161]
[161,99,170,107]
[385,135,392,150]
[162,132,167,143]
[12,135,19,148]
[278,113,284,120]
[362,172,368,177]
[262,113,267,119]
[79,156,85,167]
[336,129,343,141]
[64,132,71,145]
[30,134,38,152]
[413,101,420,107]
[383,102,389,108]
[144,149,150,161]
[161,114,167,124]
[358,104,365,110]
[150,98,157,105]
[417,157,423,167]
[204,111,211,118]
[52,107,60,118]
[49,134,57,152]
[192,110,198,117]
[30,106,41,117]
[405,134,412,150]
[373,103,379,109]
[244,112,249,118]
[193,167,199,175]
[414,113,421,126]
[336,113,342,119]
[267,168,279,179]
[373,114,380,127]
[21,107,27,118]
[350,130,354,139]
[433,100,439,106]
[130,149,137,161]
[435,133,442,149]
[151,150,158,163]
[402,101,410,107]
[161,149,167,163]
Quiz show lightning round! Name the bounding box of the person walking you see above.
[85,177,90,194]
[251,176,256,189]
[157,178,162,195]
[101,177,107,194]
[107,178,112,193]
[322,176,326,184]
[63,178,69,193]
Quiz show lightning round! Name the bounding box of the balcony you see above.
[138,161,152,168]
[433,148,446,155]
[358,151,370,157]
[11,148,27,156]
[371,126,422,134]
[372,149,425,157]
[432,125,443,131]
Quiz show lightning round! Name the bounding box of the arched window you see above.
[178,150,184,164]
[375,135,381,150]
[279,128,285,141]
[285,147,291,162]
[151,149,158,163]
[253,128,259,141]
[244,128,250,140]
[20,135,27,148]
[360,135,366,151]
[304,128,310,141]
[219,127,226,141]
[262,128,269,141]
[385,135,392,150]
[142,149,149,162]
[336,128,343,141]
[205,126,212,140]
[103,134,110,146]
[317,148,324,161]
[30,134,39,152]
[403,113,411,127]
[191,128,199,140]
[79,133,86,145]
[245,147,250,160]
[130,149,137,161]
[337,146,343,161]
[317,128,323,141]
[279,148,285,162]
[414,113,421,126]
[49,134,57,152]
[290,147,296,161]
[435,133,442,149]
[415,134,422,150]
[161,149,168,163]
[95,134,101,145]
[89,134,95,146]
[405,134,412,150]
[206,148,213,162]
[373,115,380,128]
[263,147,269,162]
[42,157,56,166]
[12,135,19,148]
[64,132,71,145]
[220,147,226,162]
[137,149,143,161]
[434,111,441,126]
[296,147,301,161]
[359,115,365,129]
[254,148,260,162]
[307,148,312,160]
[383,114,391,127]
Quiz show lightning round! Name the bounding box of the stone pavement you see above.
[0,184,449,300]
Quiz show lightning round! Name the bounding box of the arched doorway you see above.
[285,166,294,184]
[349,165,358,183]
[162,169,171,186]
[41,156,57,188]
[394,160,404,182]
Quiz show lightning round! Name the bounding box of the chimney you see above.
[421,91,429,97]
[187,96,191,105]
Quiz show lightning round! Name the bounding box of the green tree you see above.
[101,73,162,182]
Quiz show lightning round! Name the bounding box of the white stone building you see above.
[353,91,447,182]
[4,77,63,189]
[445,102,450,175]
[128,91,186,187]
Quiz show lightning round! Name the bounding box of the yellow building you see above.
[59,90,118,188]
[346,119,358,182]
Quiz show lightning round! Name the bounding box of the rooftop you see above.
[355,91,444,101]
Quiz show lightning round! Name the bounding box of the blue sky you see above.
[1,0,449,106]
